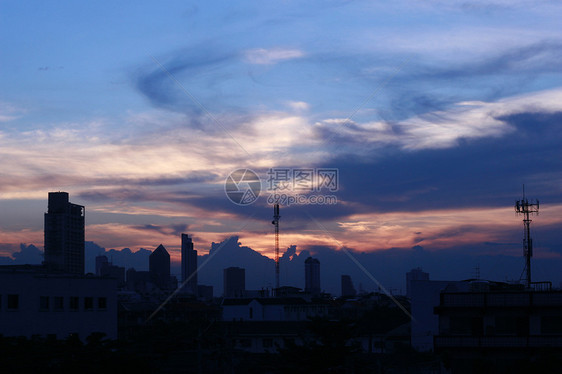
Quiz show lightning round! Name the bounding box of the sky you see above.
[1,0,562,293]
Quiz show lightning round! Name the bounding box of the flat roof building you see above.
[44,192,85,274]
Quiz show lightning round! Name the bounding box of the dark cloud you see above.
[361,41,562,120]
[134,45,238,117]
[12,243,43,264]
[0,244,43,265]
[315,110,562,214]
[85,242,152,273]
[130,223,189,237]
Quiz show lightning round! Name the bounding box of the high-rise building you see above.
[304,257,321,296]
[149,244,170,290]
[341,274,357,298]
[406,267,429,299]
[44,192,85,274]
[181,233,198,294]
[224,267,245,297]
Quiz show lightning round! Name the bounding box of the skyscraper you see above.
[304,257,321,296]
[341,274,357,298]
[44,192,85,274]
[181,233,198,294]
[149,244,170,290]
[223,267,245,297]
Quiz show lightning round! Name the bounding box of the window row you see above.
[0,294,107,312]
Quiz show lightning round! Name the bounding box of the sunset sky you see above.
[2,1,562,290]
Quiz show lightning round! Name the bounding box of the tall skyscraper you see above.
[305,257,321,296]
[341,274,357,298]
[181,233,198,294]
[44,192,85,274]
[149,244,170,290]
[223,267,245,297]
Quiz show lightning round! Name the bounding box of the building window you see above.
[70,296,79,311]
[84,297,94,311]
[249,307,253,319]
[54,297,64,310]
[7,294,19,310]
[98,297,107,310]
[39,296,50,311]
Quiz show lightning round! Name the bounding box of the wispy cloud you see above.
[316,88,562,151]
[244,47,304,65]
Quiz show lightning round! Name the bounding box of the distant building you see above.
[44,192,85,274]
[410,278,464,351]
[126,268,153,293]
[0,266,117,340]
[406,267,429,299]
[96,255,125,287]
[224,267,245,297]
[181,233,198,294]
[95,255,109,276]
[341,274,357,298]
[149,244,170,290]
[304,257,321,296]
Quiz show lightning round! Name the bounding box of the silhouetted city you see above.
[1,192,561,373]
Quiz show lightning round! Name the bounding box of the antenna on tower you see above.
[272,203,280,293]
[514,185,539,289]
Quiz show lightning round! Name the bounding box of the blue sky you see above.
[2,1,562,291]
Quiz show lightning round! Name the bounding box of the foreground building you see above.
[434,281,562,372]
[0,266,117,340]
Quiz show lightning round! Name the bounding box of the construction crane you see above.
[272,203,280,291]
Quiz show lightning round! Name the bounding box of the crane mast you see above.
[272,203,280,291]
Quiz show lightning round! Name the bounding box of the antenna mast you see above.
[272,203,280,291]
[514,185,539,289]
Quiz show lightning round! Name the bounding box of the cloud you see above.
[135,46,237,113]
[244,48,304,65]
[315,88,562,151]
[287,101,310,112]
[0,101,24,123]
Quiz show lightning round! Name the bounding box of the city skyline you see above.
[2,1,562,295]
[2,190,562,296]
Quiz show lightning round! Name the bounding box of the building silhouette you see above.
[434,281,562,372]
[44,192,85,274]
[181,233,198,294]
[95,255,125,287]
[149,244,170,290]
[0,266,117,340]
[341,274,357,298]
[304,257,321,296]
[406,267,429,299]
[224,267,245,297]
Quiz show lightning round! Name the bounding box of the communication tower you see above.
[515,186,539,289]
